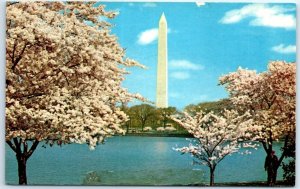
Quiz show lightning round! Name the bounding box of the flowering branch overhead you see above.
[6,2,145,150]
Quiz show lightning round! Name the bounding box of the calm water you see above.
[5,136,285,185]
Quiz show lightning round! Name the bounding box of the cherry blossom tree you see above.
[219,61,296,185]
[171,110,256,186]
[6,2,144,184]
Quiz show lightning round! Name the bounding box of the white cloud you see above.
[170,60,204,70]
[137,28,172,45]
[137,28,158,45]
[143,3,157,7]
[196,2,206,7]
[220,4,296,29]
[272,44,296,54]
[171,72,190,80]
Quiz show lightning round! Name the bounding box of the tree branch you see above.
[196,154,211,167]
[277,135,289,169]
[6,140,17,153]
[17,92,46,99]
[13,137,21,154]
[12,42,29,71]
[268,130,273,153]
[217,152,231,164]
[11,41,17,64]
[61,71,70,86]
[261,141,268,153]
[6,2,19,7]
[23,140,28,153]
[211,135,225,153]
[203,146,211,158]
[25,140,39,159]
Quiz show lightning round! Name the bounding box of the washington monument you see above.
[156,13,168,108]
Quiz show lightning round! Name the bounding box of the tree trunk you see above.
[126,124,129,134]
[141,119,147,131]
[263,135,288,186]
[7,139,40,185]
[209,167,215,186]
[163,117,167,128]
[266,164,278,186]
[16,154,27,185]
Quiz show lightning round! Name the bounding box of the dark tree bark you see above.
[126,124,129,133]
[209,166,215,186]
[262,135,289,186]
[7,138,39,185]
[16,154,27,185]
[141,120,146,131]
[163,117,167,128]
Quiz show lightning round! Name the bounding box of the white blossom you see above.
[6,2,145,149]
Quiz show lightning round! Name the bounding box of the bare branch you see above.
[217,151,231,164]
[277,135,289,169]
[261,141,268,153]
[23,140,28,153]
[6,140,17,153]
[6,2,19,7]
[13,137,21,154]
[26,140,39,159]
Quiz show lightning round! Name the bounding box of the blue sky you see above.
[99,2,296,109]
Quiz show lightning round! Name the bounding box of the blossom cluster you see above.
[219,61,296,142]
[6,2,144,149]
[171,109,256,168]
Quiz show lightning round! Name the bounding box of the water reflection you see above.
[154,141,168,153]
[5,136,285,185]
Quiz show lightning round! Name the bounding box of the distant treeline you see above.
[120,98,232,133]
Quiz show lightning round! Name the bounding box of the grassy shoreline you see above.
[121,133,288,143]
[186,180,294,187]
[123,132,193,138]
[8,180,294,186]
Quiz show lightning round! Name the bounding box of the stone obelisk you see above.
[156,13,168,108]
